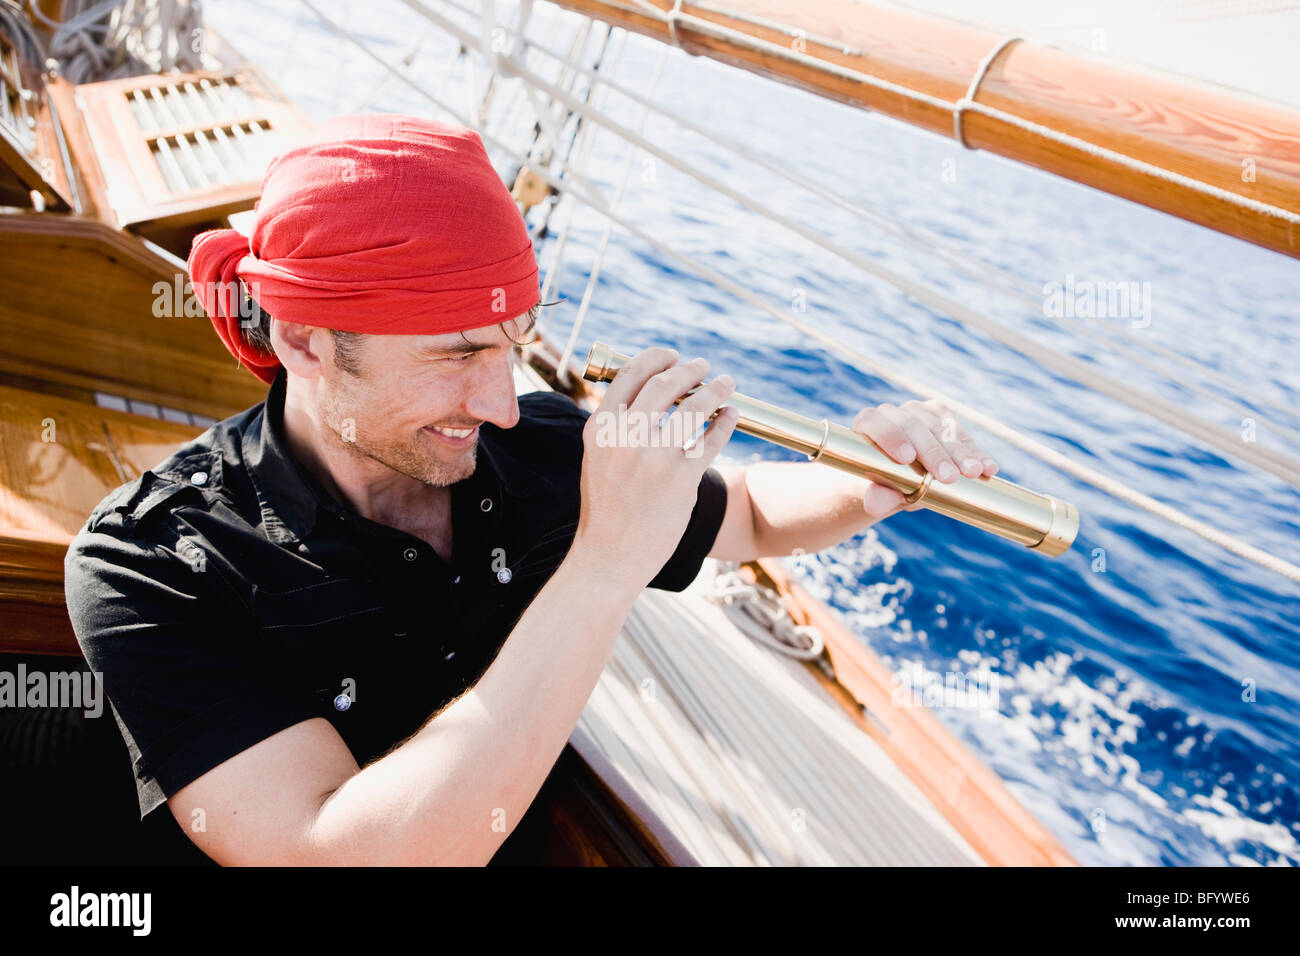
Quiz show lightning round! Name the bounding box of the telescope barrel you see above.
[582,342,1079,557]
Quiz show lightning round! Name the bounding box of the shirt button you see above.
[443,650,456,661]
[190,471,208,486]
[496,567,512,584]
[480,498,493,512]
[403,547,418,561]
[333,693,352,712]
[454,575,462,584]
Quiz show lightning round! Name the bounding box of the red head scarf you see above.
[187,113,539,385]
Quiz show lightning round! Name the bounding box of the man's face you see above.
[314,313,533,488]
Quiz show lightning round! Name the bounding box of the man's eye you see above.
[443,354,475,364]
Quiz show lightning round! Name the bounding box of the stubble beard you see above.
[320,374,478,489]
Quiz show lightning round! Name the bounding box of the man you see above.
[64,113,997,866]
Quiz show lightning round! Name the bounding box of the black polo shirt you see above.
[63,367,727,832]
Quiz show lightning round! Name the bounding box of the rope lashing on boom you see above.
[666,0,683,50]
[954,35,1022,148]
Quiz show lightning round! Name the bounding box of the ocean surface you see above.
[209,0,1300,866]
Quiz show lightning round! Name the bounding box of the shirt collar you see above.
[242,367,549,546]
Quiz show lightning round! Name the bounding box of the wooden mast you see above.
[549,0,1300,259]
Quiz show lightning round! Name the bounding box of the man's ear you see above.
[270,320,330,379]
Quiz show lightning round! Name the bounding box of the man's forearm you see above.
[306,547,642,865]
[744,461,888,557]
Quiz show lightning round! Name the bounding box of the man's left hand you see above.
[852,399,998,517]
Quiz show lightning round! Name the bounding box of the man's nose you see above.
[465,352,521,428]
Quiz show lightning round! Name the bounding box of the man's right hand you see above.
[574,346,739,586]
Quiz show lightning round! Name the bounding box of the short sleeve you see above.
[645,465,729,592]
[63,525,319,819]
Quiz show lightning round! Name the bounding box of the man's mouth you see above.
[424,424,479,446]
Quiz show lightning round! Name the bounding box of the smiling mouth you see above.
[424,424,479,443]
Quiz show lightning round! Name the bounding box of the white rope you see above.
[615,0,994,115]
[666,0,683,49]
[300,0,1300,587]
[508,0,533,59]
[954,35,1021,149]
[494,51,532,151]
[557,32,660,389]
[433,17,465,113]
[537,147,586,305]
[462,30,481,126]
[477,0,499,74]
[2,1,47,67]
[516,24,610,206]
[692,0,864,55]
[520,82,566,166]
[703,562,826,660]
[543,26,628,357]
[473,0,505,122]
[525,16,592,170]
[33,0,204,84]
[627,0,682,48]
[537,27,614,314]
[535,67,611,314]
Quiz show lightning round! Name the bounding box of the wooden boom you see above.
[551,0,1300,258]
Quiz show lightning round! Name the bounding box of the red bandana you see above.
[187,113,539,384]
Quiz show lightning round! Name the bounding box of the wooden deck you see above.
[577,576,986,865]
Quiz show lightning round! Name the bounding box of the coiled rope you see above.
[29,0,204,84]
[704,561,826,660]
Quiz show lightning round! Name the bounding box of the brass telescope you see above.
[582,343,1079,557]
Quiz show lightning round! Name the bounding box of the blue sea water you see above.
[209,0,1299,866]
